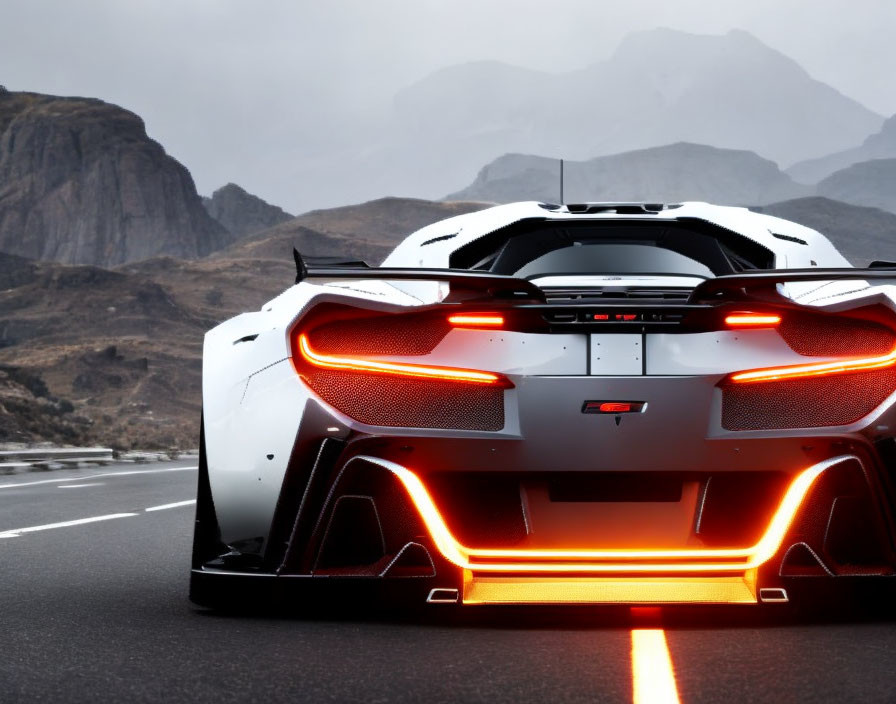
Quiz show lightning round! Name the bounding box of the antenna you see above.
[559,158,564,204]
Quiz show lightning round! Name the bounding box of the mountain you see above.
[0,88,231,267]
[448,143,810,205]
[357,28,882,205]
[815,159,896,215]
[752,197,896,265]
[202,182,293,238]
[220,197,491,265]
[788,114,896,184]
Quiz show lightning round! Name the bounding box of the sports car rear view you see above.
[190,201,896,608]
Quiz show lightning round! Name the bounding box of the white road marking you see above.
[631,628,681,704]
[145,499,196,512]
[0,465,197,490]
[0,513,138,538]
[58,483,105,489]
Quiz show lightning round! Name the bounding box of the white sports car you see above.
[191,201,896,608]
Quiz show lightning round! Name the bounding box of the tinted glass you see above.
[513,243,714,278]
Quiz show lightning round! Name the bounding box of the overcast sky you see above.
[2,0,894,212]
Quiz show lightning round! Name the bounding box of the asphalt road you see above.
[1,461,895,703]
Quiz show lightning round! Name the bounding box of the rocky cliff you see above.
[0,90,231,267]
[202,183,293,238]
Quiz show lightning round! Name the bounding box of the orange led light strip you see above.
[447,314,505,328]
[353,455,853,574]
[730,346,896,383]
[297,334,509,386]
[724,313,781,327]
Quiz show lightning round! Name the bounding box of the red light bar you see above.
[296,333,512,387]
[730,346,896,383]
[447,314,504,328]
[725,313,782,328]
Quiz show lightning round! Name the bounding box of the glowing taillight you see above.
[447,314,504,328]
[729,347,896,383]
[295,333,512,387]
[373,455,845,574]
[725,313,782,328]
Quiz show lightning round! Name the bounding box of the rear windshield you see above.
[514,243,713,278]
[449,220,773,276]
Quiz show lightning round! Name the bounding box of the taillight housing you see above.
[287,304,512,430]
[720,307,896,430]
[726,310,896,384]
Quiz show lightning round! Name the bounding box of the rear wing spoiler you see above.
[292,250,895,306]
[689,267,896,303]
[293,249,543,301]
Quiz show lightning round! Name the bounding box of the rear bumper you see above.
[329,453,888,605]
[359,455,847,575]
[188,569,758,608]
[201,366,896,607]
[197,448,896,606]
[190,570,896,610]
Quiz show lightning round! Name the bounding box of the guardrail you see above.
[0,448,114,474]
[0,448,199,474]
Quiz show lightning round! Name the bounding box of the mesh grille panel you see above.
[779,315,894,357]
[307,315,450,356]
[303,369,504,430]
[722,369,896,430]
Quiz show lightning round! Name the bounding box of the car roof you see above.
[382,201,851,271]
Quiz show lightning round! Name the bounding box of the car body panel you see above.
[192,201,896,607]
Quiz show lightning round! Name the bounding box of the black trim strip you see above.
[277,436,347,574]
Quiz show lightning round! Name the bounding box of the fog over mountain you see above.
[788,114,896,184]
[334,29,878,211]
[816,159,896,215]
[4,1,894,213]
[449,143,809,205]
